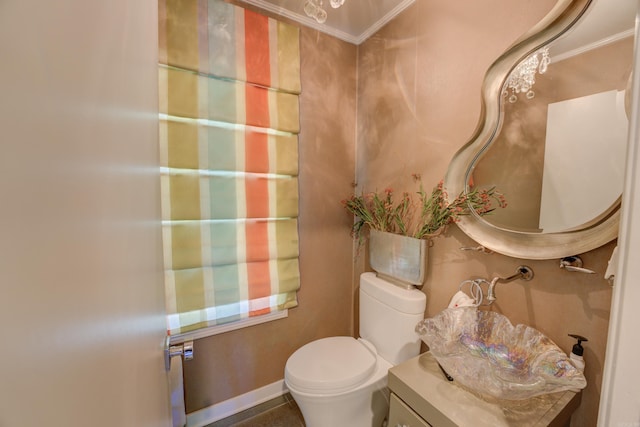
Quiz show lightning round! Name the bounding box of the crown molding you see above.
[239,0,415,45]
[552,28,635,62]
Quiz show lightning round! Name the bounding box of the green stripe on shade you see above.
[211,264,242,307]
[210,221,240,265]
[208,0,238,81]
[207,77,239,124]
[208,126,238,172]
[208,175,238,219]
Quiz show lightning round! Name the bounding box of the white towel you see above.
[448,290,477,308]
[604,245,619,284]
[169,356,187,427]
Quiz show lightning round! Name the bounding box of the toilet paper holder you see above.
[164,336,194,372]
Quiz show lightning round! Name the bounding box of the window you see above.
[158,0,301,336]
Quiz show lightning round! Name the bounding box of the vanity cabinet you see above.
[388,352,581,427]
[389,392,431,427]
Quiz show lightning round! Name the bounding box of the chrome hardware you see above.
[437,362,454,382]
[486,265,534,304]
[560,256,595,274]
[164,336,194,371]
[460,245,493,254]
[456,266,534,307]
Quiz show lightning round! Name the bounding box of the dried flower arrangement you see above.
[341,174,507,245]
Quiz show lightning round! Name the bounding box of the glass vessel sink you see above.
[415,308,586,400]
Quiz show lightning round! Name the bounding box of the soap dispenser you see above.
[568,334,588,372]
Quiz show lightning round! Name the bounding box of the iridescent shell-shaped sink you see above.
[415,308,586,400]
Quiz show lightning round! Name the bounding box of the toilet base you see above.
[286,358,391,427]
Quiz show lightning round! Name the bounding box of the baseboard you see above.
[186,380,289,427]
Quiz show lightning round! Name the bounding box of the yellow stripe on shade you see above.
[163,0,200,72]
[276,22,301,94]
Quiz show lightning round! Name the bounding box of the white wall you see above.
[540,90,627,232]
[0,1,171,426]
[598,2,640,425]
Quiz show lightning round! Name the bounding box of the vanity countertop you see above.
[388,352,581,427]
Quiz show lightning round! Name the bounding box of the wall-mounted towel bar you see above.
[560,256,595,274]
[459,245,493,254]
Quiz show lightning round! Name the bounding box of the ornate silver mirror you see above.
[445,0,636,259]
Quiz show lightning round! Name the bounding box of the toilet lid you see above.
[285,336,377,394]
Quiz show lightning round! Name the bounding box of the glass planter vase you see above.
[369,229,427,288]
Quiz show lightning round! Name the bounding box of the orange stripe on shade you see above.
[245,131,269,173]
[246,221,270,262]
[246,221,271,315]
[244,10,271,86]
[245,85,270,129]
[245,177,270,218]
[244,10,271,128]
[249,304,271,317]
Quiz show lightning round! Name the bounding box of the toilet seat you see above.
[285,336,377,394]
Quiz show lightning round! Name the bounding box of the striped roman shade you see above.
[158,0,301,335]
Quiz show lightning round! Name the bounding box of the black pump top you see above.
[569,334,588,356]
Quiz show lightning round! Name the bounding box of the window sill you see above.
[168,310,288,345]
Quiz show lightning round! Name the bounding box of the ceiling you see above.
[240,0,636,49]
[550,0,636,60]
[240,0,414,45]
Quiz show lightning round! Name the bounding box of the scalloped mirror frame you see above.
[444,0,620,260]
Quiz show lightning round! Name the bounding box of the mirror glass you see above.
[472,0,634,234]
[445,0,637,259]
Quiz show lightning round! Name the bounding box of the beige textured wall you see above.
[357,1,614,426]
[183,24,358,411]
[186,1,617,425]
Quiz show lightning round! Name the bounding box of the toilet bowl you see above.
[284,272,426,427]
[285,336,391,427]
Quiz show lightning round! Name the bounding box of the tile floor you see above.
[206,393,305,427]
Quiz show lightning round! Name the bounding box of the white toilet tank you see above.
[359,272,427,365]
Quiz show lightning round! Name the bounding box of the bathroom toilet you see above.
[284,272,427,427]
